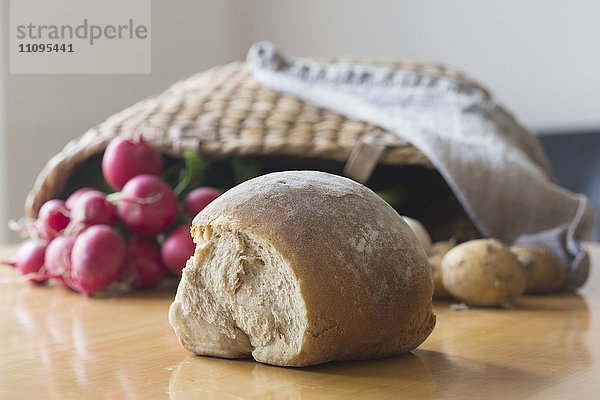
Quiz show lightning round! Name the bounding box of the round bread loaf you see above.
[168,171,435,367]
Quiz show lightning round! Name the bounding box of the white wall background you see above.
[1,0,9,244]
[1,0,599,242]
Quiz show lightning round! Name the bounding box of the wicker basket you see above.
[25,60,486,219]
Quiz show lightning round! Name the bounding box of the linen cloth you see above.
[247,41,594,288]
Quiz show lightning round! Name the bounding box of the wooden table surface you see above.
[1,243,599,399]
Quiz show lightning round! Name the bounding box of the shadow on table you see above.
[168,349,559,399]
[168,353,431,399]
[416,349,555,398]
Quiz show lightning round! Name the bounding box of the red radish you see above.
[102,136,164,190]
[65,187,95,210]
[161,225,195,275]
[123,237,168,288]
[45,234,77,288]
[117,174,178,236]
[2,239,49,283]
[70,191,117,228]
[183,187,220,216]
[36,199,70,240]
[70,225,126,295]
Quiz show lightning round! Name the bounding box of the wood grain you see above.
[1,243,599,399]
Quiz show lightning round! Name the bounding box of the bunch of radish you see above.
[2,135,220,296]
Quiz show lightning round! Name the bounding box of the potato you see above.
[428,240,455,299]
[510,244,568,294]
[402,216,432,254]
[441,239,526,307]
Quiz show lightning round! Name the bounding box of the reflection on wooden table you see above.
[0,244,598,399]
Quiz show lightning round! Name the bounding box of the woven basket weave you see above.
[25,60,486,218]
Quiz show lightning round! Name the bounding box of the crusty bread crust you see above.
[170,171,435,366]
